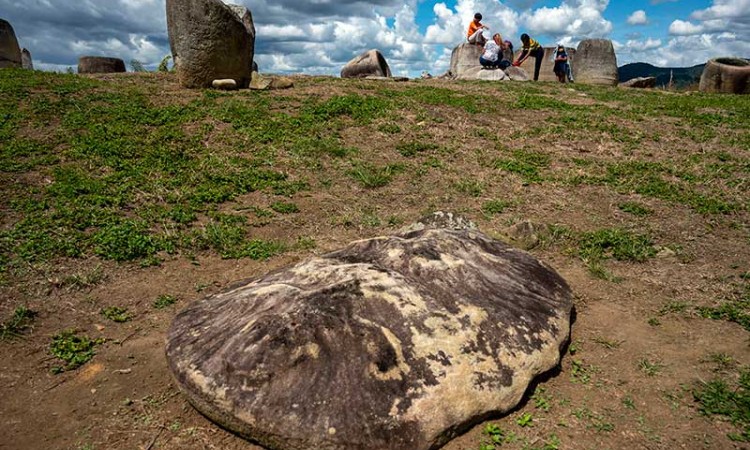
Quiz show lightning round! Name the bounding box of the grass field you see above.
[0,68,748,450]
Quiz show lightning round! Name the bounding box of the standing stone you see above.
[573,39,618,86]
[0,19,22,69]
[449,43,483,78]
[166,213,573,450]
[21,48,32,70]
[341,49,392,78]
[78,56,126,74]
[513,47,575,82]
[166,0,253,88]
[699,58,750,95]
[228,4,256,76]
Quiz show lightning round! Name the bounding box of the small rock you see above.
[269,76,294,89]
[212,79,238,90]
[620,77,656,89]
[505,220,540,250]
[656,247,676,258]
[248,71,271,90]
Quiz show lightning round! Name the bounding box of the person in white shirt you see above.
[479,33,511,69]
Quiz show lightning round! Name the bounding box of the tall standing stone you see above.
[166,213,573,450]
[166,0,253,88]
[21,48,32,70]
[0,19,22,69]
[341,49,392,78]
[573,39,618,86]
[449,43,483,78]
[228,4,256,75]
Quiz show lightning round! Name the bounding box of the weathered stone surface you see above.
[21,48,32,70]
[449,43,483,78]
[505,66,530,81]
[620,76,656,89]
[77,56,126,74]
[457,66,507,81]
[699,58,750,95]
[228,4,256,75]
[248,71,294,90]
[0,19,22,69]
[166,0,253,88]
[212,79,238,90]
[573,39,618,86]
[341,49,392,78]
[269,76,294,90]
[167,213,573,450]
[513,47,575,82]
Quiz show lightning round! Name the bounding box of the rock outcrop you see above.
[620,76,656,89]
[167,213,573,450]
[0,19,22,69]
[699,58,750,95]
[513,47,575,82]
[504,66,530,81]
[21,48,32,70]
[341,49,391,78]
[77,56,126,74]
[166,0,254,88]
[573,39,618,86]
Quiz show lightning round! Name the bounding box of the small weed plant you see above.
[101,306,131,323]
[50,330,104,373]
[153,294,178,309]
[0,307,37,340]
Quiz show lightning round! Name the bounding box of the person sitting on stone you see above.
[513,33,544,81]
[553,45,569,83]
[480,33,512,70]
[467,13,488,46]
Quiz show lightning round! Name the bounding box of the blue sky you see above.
[0,0,747,77]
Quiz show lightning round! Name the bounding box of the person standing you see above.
[553,45,570,83]
[513,33,544,81]
[467,13,488,46]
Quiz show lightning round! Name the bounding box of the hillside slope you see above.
[618,62,705,87]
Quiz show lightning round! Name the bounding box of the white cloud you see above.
[627,10,648,25]
[625,37,662,51]
[669,19,704,35]
[523,0,613,42]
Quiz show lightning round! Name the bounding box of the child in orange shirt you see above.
[467,13,488,46]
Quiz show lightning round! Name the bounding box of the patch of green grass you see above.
[390,86,480,113]
[638,358,664,376]
[396,141,438,157]
[348,162,404,188]
[50,330,104,373]
[270,201,299,214]
[377,123,401,134]
[578,228,657,263]
[101,306,131,323]
[482,200,510,216]
[693,367,750,442]
[153,294,178,309]
[493,150,550,183]
[659,300,691,315]
[698,282,750,331]
[0,307,37,340]
[454,179,484,197]
[304,94,391,124]
[93,220,162,262]
[618,201,652,216]
[592,337,623,349]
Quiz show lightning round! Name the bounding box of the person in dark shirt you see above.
[553,45,569,83]
[513,33,544,81]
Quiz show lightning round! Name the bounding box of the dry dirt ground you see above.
[1,72,748,450]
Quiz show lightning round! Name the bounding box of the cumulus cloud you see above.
[669,19,704,35]
[625,37,661,51]
[523,0,613,42]
[627,10,648,25]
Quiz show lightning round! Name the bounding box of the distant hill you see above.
[618,62,705,88]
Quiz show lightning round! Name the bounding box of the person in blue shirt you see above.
[553,45,570,83]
